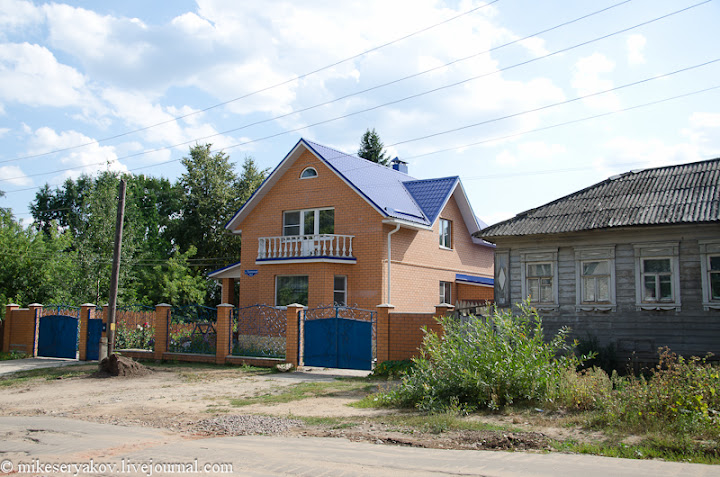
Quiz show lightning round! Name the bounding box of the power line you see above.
[1,0,706,185]
[0,0,500,164]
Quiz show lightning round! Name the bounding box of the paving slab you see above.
[1,417,719,477]
[0,357,88,376]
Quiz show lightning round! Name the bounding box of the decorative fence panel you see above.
[168,305,217,354]
[231,305,286,358]
[115,305,155,351]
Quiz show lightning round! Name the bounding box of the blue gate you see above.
[303,306,374,370]
[86,318,103,361]
[38,313,79,359]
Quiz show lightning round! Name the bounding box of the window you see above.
[642,259,673,302]
[520,249,558,310]
[575,246,616,311]
[439,218,452,249]
[283,208,334,236]
[334,276,347,305]
[699,240,720,310]
[633,242,680,311]
[276,276,308,306]
[527,263,553,303]
[300,167,318,179]
[439,281,452,304]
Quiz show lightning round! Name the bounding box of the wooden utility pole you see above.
[107,179,126,356]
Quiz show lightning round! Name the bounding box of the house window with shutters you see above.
[575,246,616,312]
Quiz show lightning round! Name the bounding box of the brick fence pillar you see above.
[376,304,394,364]
[154,303,171,360]
[221,278,235,306]
[433,303,455,337]
[2,304,19,353]
[285,304,304,368]
[216,304,233,365]
[78,303,95,361]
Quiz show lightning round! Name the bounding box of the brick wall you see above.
[2,306,38,355]
[386,312,443,361]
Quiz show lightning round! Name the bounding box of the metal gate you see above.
[86,318,104,360]
[37,306,80,359]
[303,306,374,370]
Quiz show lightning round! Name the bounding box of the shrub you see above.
[556,366,612,411]
[115,322,154,350]
[382,302,585,412]
[575,334,619,374]
[591,348,720,438]
[370,360,415,379]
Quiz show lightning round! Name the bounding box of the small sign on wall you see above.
[244,269,259,277]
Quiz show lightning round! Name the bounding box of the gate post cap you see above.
[376,304,395,309]
[155,303,171,307]
[217,303,234,308]
[286,303,304,308]
[6,303,20,307]
[28,303,43,307]
[81,303,96,307]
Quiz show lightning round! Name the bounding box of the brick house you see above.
[210,138,494,313]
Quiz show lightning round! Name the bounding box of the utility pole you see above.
[107,179,126,356]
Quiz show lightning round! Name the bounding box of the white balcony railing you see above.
[258,234,354,260]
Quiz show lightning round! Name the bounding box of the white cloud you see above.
[26,127,128,180]
[495,150,517,166]
[604,136,701,169]
[571,53,621,110]
[0,0,43,37]
[626,34,646,65]
[0,165,32,186]
[0,127,9,137]
[0,43,91,108]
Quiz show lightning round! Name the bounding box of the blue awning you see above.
[455,273,493,286]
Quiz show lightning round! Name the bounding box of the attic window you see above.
[300,167,318,179]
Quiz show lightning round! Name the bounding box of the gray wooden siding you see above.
[496,224,720,361]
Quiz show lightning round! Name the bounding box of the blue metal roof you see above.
[304,140,432,225]
[455,273,494,286]
[403,177,459,224]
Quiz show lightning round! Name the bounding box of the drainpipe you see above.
[387,224,401,304]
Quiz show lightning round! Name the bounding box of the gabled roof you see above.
[479,157,720,239]
[226,138,485,236]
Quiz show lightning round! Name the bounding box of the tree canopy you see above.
[6,144,269,309]
[357,128,390,165]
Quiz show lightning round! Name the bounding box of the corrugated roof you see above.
[479,158,720,238]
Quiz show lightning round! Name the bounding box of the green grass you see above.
[553,438,720,465]
[229,379,375,407]
[0,350,29,360]
[0,364,95,387]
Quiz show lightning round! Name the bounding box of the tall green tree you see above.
[357,128,390,165]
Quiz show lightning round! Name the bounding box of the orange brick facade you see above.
[228,148,494,313]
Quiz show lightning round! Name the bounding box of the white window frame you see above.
[275,275,309,307]
[333,275,347,306]
[699,240,720,311]
[520,249,558,311]
[633,242,681,311]
[283,207,334,236]
[439,218,452,249]
[574,246,616,312]
[439,281,452,305]
[300,167,318,179]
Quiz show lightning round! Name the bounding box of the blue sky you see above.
[1,0,718,226]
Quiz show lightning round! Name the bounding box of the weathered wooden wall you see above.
[495,224,720,361]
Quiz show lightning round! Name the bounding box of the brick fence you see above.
[3,302,458,367]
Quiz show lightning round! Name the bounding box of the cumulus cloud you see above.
[571,53,621,110]
[626,34,646,65]
[0,165,32,186]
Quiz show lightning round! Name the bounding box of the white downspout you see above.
[387,224,401,304]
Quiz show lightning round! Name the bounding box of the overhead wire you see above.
[0,0,501,164]
[1,0,708,185]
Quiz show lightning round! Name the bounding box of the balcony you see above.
[257,234,356,264]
